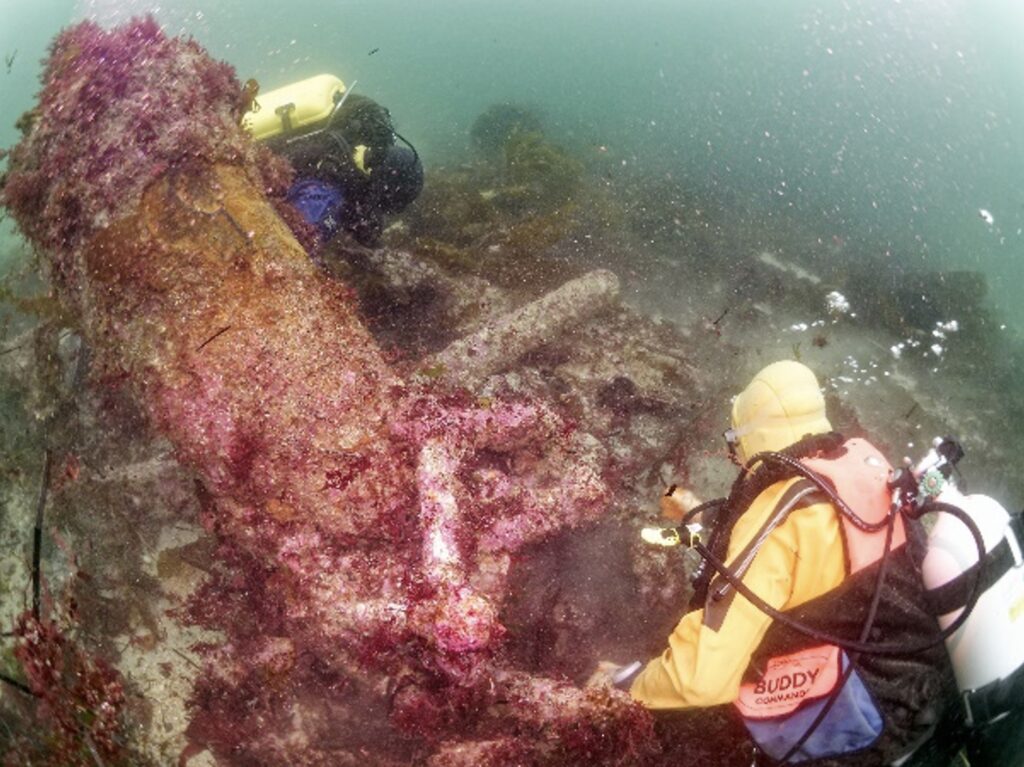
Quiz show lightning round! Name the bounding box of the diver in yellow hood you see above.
[595,361,962,766]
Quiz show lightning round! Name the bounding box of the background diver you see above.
[245,73,423,247]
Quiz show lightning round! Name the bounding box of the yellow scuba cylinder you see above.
[243,73,347,141]
[916,439,1024,718]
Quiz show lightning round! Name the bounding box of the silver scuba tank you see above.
[914,439,1024,699]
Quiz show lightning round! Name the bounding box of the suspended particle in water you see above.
[978,208,994,226]
[933,319,959,341]
[825,290,850,317]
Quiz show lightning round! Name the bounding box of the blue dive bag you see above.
[286,178,345,239]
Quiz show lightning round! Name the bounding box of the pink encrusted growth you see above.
[390,392,608,652]
[426,674,661,767]
[1,17,291,306]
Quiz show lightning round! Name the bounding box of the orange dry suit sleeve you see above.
[629,477,847,709]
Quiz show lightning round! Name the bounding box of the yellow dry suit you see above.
[630,361,958,765]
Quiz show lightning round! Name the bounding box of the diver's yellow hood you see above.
[730,360,831,462]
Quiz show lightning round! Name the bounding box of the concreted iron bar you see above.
[427,268,620,389]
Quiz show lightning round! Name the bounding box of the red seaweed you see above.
[5,611,143,767]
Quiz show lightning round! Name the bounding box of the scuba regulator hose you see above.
[749,450,890,532]
[393,129,420,166]
[685,498,987,765]
[673,456,990,657]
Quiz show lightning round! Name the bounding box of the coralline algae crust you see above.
[2,18,291,304]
